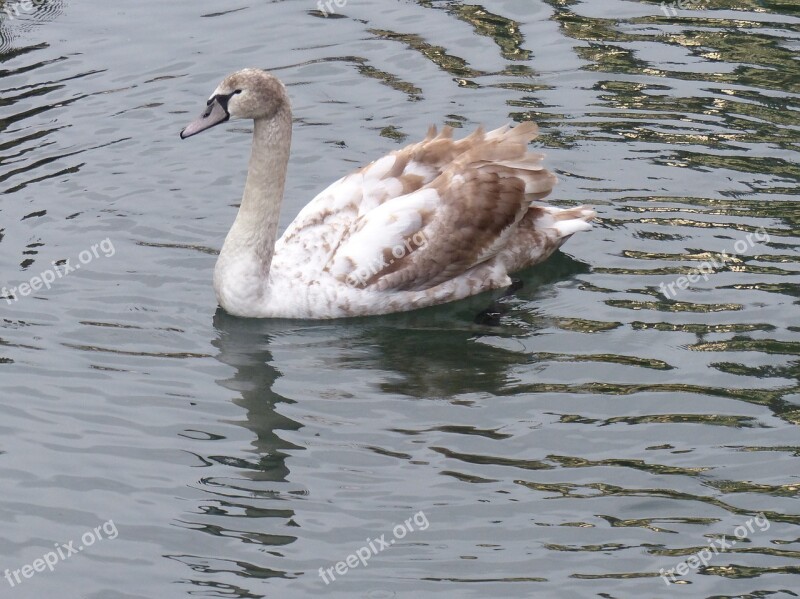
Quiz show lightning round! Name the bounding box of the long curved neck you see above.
[221,107,292,271]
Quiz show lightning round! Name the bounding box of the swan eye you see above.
[207,90,241,106]
[203,90,242,115]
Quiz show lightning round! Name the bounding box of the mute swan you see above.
[180,68,595,319]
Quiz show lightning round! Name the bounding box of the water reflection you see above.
[212,311,302,471]
[194,254,592,591]
[171,313,304,589]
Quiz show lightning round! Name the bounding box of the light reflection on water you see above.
[0,0,798,597]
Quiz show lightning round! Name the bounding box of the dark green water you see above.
[0,1,798,597]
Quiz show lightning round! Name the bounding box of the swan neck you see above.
[226,109,292,265]
[243,110,291,230]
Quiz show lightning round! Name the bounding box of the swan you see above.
[180,68,595,319]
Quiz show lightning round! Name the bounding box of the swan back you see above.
[274,123,562,293]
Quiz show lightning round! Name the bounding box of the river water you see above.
[1,0,798,597]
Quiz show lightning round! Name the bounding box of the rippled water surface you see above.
[1,1,798,597]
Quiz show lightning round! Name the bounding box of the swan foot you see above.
[473,278,524,326]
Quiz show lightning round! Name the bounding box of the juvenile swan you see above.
[180,68,595,319]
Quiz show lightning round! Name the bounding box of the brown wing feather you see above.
[363,123,539,204]
[354,123,558,291]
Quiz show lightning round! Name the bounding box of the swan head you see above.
[180,68,289,139]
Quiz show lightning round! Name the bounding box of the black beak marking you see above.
[180,90,241,140]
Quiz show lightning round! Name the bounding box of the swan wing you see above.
[323,123,560,291]
[275,124,512,273]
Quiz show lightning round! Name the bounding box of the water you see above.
[1,0,798,597]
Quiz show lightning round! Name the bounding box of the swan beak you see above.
[180,98,230,139]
